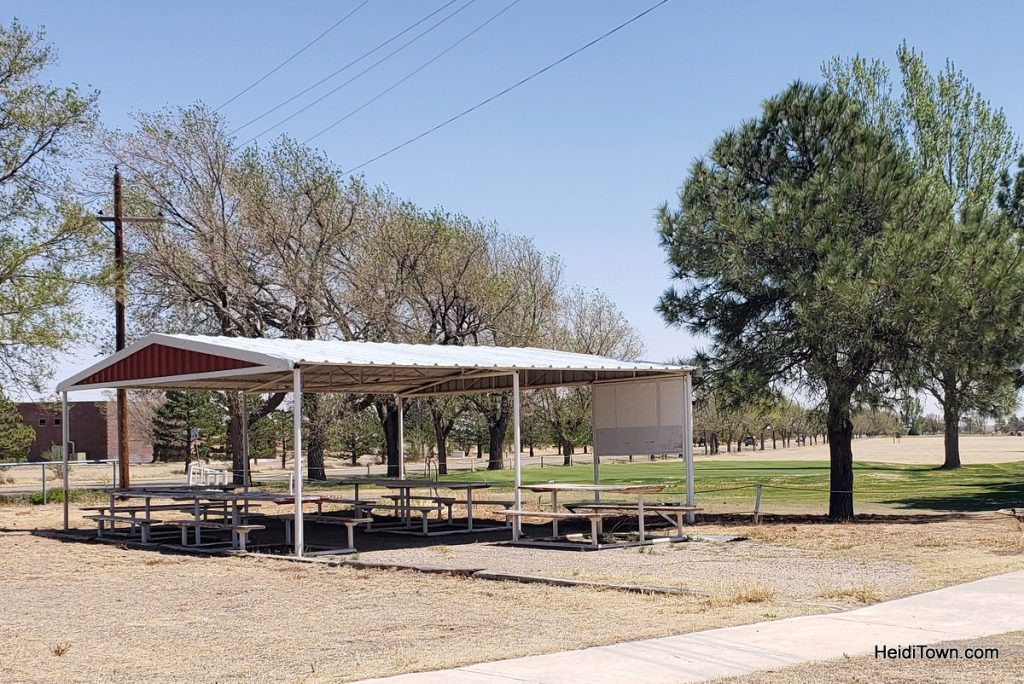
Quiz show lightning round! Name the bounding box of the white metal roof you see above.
[59,333,693,395]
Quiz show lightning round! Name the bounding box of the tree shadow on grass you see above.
[696,512,978,525]
[880,480,1024,512]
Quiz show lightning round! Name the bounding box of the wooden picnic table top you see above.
[520,483,668,494]
[332,478,436,487]
[107,488,319,504]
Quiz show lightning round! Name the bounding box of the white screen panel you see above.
[592,377,688,456]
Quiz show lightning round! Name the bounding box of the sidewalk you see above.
[360,570,1024,683]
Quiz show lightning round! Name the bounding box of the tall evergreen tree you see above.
[0,392,33,461]
[658,83,934,520]
[152,391,225,469]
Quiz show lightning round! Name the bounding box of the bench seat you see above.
[367,501,445,533]
[503,510,610,548]
[166,520,265,551]
[383,494,457,520]
[287,514,373,550]
[564,503,701,536]
[564,503,702,513]
[84,514,158,543]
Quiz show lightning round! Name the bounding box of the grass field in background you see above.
[441,459,1024,512]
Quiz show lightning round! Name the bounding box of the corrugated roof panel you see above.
[58,333,694,392]
[168,335,690,372]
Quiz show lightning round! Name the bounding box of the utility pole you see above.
[97,165,162,490]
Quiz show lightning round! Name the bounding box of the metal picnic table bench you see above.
[97,487,265,550]
[509,483,689,548]
[332,478,511,534]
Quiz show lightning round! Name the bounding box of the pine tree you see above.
[0,392,34,462]
[152,391,225,467]
[658,83,934,520]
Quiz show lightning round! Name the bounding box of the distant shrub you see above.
[27,488,107,505]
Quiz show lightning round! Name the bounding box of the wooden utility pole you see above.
[113,166,129,487]
[97,166,162,490]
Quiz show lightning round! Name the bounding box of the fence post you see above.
[753,482,763,524]
[41,463,47,504]
[111,460,117,489]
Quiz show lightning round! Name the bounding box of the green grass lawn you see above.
[440,459,1024,512]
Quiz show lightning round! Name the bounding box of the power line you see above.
[240,0,478,145]
[231,0,460,136]
[339,0,671,175]
[303,0,521,145]
[215,0,373,111]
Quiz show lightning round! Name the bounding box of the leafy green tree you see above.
[250,409,294,467]
[0,20,102,391]
[897,396,925,436]
[330,404,383,466]
[658,83,933,520]
[825,44,1023,468]
[152,391,226,470]
[0,392,33,461]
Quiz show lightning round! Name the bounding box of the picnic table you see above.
[514,483,669,545]
[98,487,282,550]
[332,478,506,534]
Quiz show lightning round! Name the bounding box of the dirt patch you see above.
[3,501,1022,682]
[0,531,809,683]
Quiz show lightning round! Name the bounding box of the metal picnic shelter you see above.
[56,334,696,555]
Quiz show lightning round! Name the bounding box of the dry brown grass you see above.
[0,529,813,683]
[816,585,882,604]
[721,584,776,605]
[709,433,1024,465]
[2,498,1023,682]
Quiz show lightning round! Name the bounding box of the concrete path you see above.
[360,571,1024,683]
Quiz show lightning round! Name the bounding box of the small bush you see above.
[51,642,70,657]
[817,585,882,603]
[27,488,107,505]
[725,585,775,604]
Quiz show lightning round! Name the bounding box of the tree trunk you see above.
[487,412,510,470]
[942,402,962,469]
[826,401,855,521]
[710,432,718,455]
[481,395,510,471]
[227,392,286,484]
[432,412,449,476]
[304,394,327,480]
[376,400,401,478]
[562,440,574,466]
[227,401,244,485]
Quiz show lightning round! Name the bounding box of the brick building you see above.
[17,401,153,463]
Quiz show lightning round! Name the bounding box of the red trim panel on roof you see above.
[74,343,260,386]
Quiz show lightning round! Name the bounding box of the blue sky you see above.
[7,0,1024,397]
